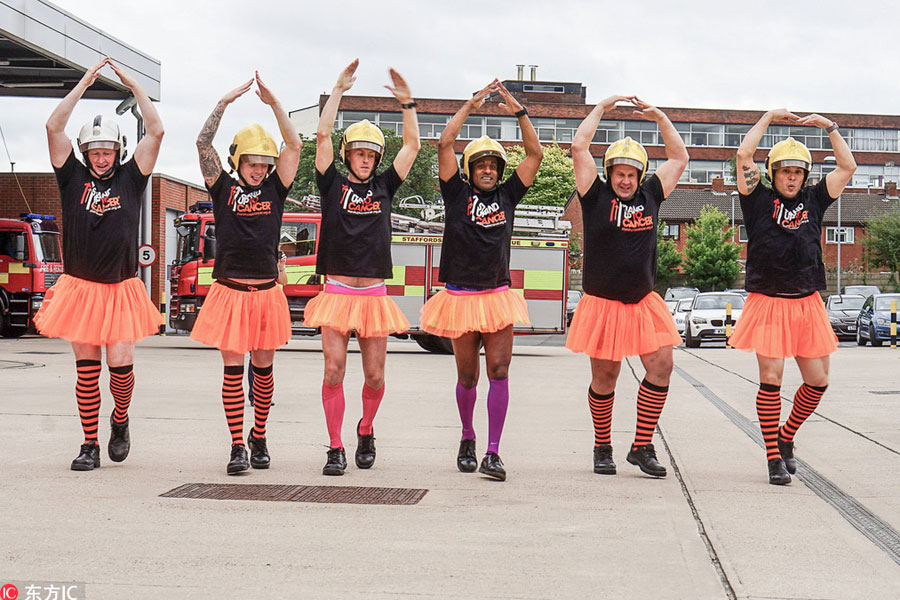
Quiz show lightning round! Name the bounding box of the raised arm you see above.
[46,58,109,168]
[632,98,688,197]
[316,59,357,175]
[384,68,420,180]
[571,95,629,196]
[736,109,800,195]
[495,82,542,186]
[108,60,164,176]
[437,80,497,181]
[196,79,253,187]
[255,71,302,188]
[796,113,856,198]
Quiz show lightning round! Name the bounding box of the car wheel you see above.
[685,324,700,348]
[870,321,883,347]
[856,327,866,346]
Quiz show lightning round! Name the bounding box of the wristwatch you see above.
[825,122,839,133]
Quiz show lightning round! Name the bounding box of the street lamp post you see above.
[730,190,738,244]
[824,156,840,293]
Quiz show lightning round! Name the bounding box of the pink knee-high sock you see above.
[359,383,384,435]
[456,382,477,441]
[487,378,509,454]
[322,382,345,449]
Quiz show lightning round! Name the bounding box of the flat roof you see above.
[0,0,160,100]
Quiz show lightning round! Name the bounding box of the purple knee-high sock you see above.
[456,382,477,441]
[487,378,509,454]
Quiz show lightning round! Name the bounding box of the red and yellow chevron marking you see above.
[0,260,30,285]
[385,265,426,297]
[427,267,564,300]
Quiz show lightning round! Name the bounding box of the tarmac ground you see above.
[2,333,899,599]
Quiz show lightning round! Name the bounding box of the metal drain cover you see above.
[161,483,428,505]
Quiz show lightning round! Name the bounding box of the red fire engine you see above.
[0,214,64,337]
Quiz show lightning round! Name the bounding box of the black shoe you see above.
[768,458,792,485]
[457,439,477,473]
[478,452,506,481]
[247,430,270,469]
[323,447,347,476]
[777,433,797,474]
[227,444,249,475]
[71,442,100,471]
[593,444,616,475]
[626,443,667,477]
[355,420,376,469]
[108,415,130,462]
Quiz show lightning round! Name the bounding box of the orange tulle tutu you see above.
[420,288,530,338]
[34,275,162,345]
[730,292,837,358]
[566,291,681,361]
[190,282,291,353]
[303,291,409,337]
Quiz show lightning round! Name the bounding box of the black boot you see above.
[323,447,347,476]
[108,415,130,462]
[478,452,506,481]
[593,444,616,475]
[247,430,270,469]
[626,443,667,477]
[355,420,376,469]
[777,433,797,474]
[457,439,477,473]
[71,442,100,471]
[768,458,792,485]
[227,444,249,475]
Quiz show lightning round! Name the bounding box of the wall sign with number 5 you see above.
[138,244,158,267]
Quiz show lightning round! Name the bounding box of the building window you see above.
[738,225,748,243]
[662,224,679,240]
[523,84,565,93]
[826,227,854,244]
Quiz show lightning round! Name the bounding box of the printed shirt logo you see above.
[228,186,272,216]
[467,193,506,228]
[772,198,809,230]
[609,198,653,232]
[80,182,122,217]
[341,184,382,215]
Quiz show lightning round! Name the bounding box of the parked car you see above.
[684,292,745,348]
[724,288,748,297]
[856,293,900,346]
[566,290,583,325]
[825,294,865,340]
[664,286,699,313]
[672,297,693,336]
[843,285,880,299]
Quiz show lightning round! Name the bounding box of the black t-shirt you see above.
[54,150,148,283]
[438,171,529,288]
[579,174,665,304]
[207,170,289,279]
[741,178,836,296]
[315,162,402,279]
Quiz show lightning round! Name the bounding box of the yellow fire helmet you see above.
[766,137,812,182]
[339,120,385,167]
[603,136,649,182]
[227,124,279,173]
[461,136,507,181]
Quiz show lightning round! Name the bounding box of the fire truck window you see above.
[280,223,317,257]
[38,233,61,262]
[0,231,27,260]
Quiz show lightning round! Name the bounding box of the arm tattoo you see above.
[743,168,760,192]
[197,101,226,181]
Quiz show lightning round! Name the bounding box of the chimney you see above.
[529,64,538,81]
[886,181,898,197]
[711,177,725,193]
[516,64,524,80]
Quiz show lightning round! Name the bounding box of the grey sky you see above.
[1,0,897,184]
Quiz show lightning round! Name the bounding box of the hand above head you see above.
[496,81,523,115]
[78,58,111,89]
[631,97,664,122]
[768,108,801,122]
[468,79,500,109]
[384,68,412,104]
[599,94,636,111]
[335,59,359,92]
[221,78,254,105]
[107,60,139,90]
[255,71,279,106]
[796,113,834,129]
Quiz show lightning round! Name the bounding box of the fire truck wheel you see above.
[413,334,454,355]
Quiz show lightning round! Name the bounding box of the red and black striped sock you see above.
[780,383,827,443]
[109,364,134,424]
[633,379,668,448]
[222,365,245,445]
[757,383,782,460]
[250,364,274,438]
[75,360,102,443]
[588,387,615,446]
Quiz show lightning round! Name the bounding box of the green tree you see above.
[656,220,683,290]
[505,142,575,206]
[863,207,900,291]
[681,205,741,291]
[567,232,582,269]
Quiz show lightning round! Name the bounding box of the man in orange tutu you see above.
[38,58,164,471]
[192,72,301,474]
[305,60,419,475]
[567,96,688,478]
[420,79,541,481]
[731,110,855,485]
